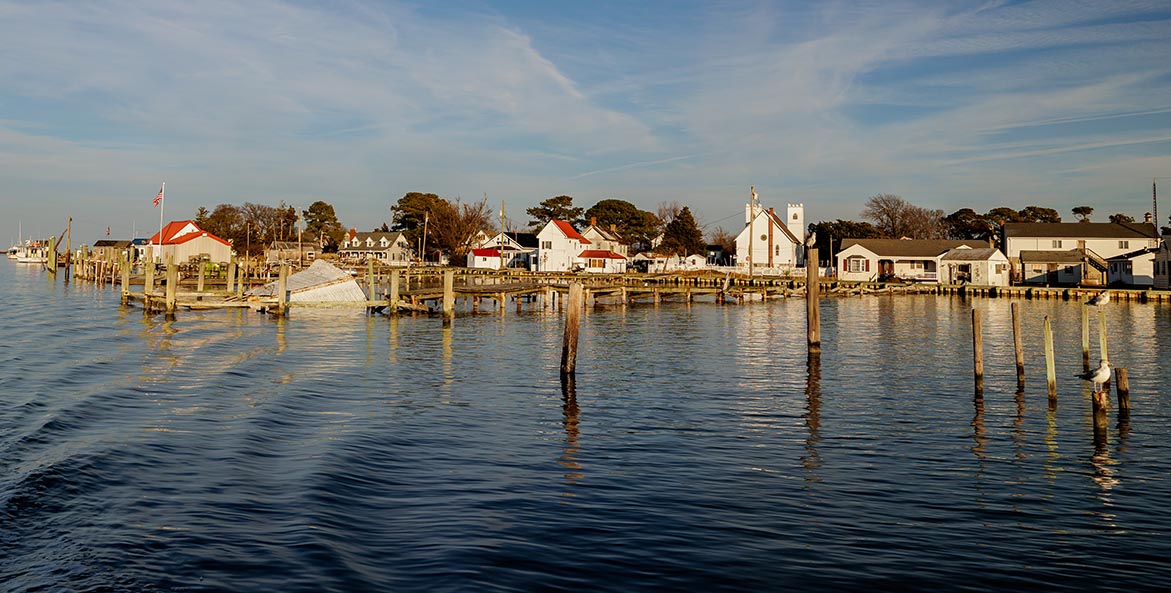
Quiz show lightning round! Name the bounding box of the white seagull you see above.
[1086,291,1110,307]
[1077,359,1113,392]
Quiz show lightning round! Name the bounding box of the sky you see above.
[2,0,1171,244]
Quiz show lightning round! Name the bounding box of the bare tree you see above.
[427,197,495,263]
[862,194,945,239]
[656,200,683,224]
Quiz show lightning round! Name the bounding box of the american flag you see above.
[152,186,164,207]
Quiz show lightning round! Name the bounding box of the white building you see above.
[1001,221,1160,285]
[338,230,413,265]
[535,220,591,272]
[836,239,988,283]
[147,220,234,264]
[939,247,1010,286]
[735,202,804,273]
[1106,247,1157,287]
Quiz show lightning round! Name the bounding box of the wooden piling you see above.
[442,269,454,322]
[144,249,155,295]
[807,248,821,354]
[276,263,289,316]
[1098,309,1109,363]
[367,259,376,307]
[1116,367,1130,412]
[1044,315,1056,400]
[164,254,177,314]
[1011,301,1024,387]
[389,269,400,308]
[227,260,237,294]
[972,308,984,393]
[560,282,583,377]
[1081,305,1090,372]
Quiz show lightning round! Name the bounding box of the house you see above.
[1106,247,1158,287]
[265,237,317,266]
[836,239,988,282]
[578,249,627,274]
[147,220,234,264]
[338,230,412,265]
[1018,250,1086,285]
[467,248,505,270]
[580,218,630,258]
[735,202,805,273]
[939,248,1010,286]
[1155,241,1171,289]
[1001,220,1160,286]
[535,220,590,272]
[706,244,730,266]
[90,239,133,263]
[472,231,539,269]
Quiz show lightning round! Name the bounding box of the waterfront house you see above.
[578,249,627,274]
[338,230,412,265]
[836,239,987,282]
[147,220,233,264]
[1106,247,1157,287]
[535,220,590,272]
[265,237,317,266]
[469,231,539,269]
[939,247,1010,286]
[467,248,505,270]
[1155,241,1171,289]
[581,218,630,258]
[1001,220,1159,286]
[90,239,133,263]
[1017,250,1085,285]
[735,202,805,273]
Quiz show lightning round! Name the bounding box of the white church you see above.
[734,190,805,273]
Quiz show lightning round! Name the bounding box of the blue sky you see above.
[2,0,1170,243]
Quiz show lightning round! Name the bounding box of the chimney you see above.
[768,207,775,216]
[1145,212,1153,223]
[590,216,597,227]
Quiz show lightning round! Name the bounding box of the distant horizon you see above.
[2,1,1169,243]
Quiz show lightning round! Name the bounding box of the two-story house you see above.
[338,230,413,265]
[1001,220,1160,286]
[535,220,590,272]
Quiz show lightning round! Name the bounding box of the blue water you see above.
[3,261,1171,592]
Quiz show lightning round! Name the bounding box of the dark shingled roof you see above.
[1003,222,1158,239]
[504,232,539,249]
[1019,250,1085,264]
[941,247,1003,261]
[840,239,987,257]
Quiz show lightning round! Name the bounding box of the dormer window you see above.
[366,238,374,247]
[380,238,389,247]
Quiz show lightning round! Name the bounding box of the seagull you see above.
[1077,359,1113,392]
[1086,291,1110,307]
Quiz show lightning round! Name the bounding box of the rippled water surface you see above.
[3,262,1171,592]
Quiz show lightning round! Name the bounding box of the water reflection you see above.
[560,375,583,494]
[1011,389,1027,461]
[802,353,822,482]
[971,394,987,464]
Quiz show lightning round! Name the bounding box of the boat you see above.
[16,241,48,264]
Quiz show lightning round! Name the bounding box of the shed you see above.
[939,247,1010,286]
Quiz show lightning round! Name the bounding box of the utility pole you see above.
[748,185,758,278]
[499,198,506,270]
[421,210,429,265]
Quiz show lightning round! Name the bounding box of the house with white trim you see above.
[468,231,539,269]
[1001,220,1159,286]
[535,220,591,272]
[147,220,234,264]
[735,202,805,273]
[1106,247,1158,287]
[939,247,1010,286]
[338,230,413,265]
[836,239,988,282]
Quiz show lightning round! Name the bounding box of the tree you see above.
[390,192,445,251]
[200,204,245,248]
[303,200,345,251]
[656,200,683,224]
[658,206,705,256]
[807,219,883,263]
[1018,206,1061,223]
[943,208,991,241]
[526,195,583,228]
[861,194,945,239]
[1072,206,1094,222]
[583,199,662,252]
[426,197,495,263]
[1108,213,1135,224]
[706,226,737,264]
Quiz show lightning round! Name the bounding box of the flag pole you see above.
[157,182,165,262]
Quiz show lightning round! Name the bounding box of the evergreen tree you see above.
[658,206,705,256]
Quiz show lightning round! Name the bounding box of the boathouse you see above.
[147,221,233,264]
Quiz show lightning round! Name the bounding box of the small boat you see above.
[16,241,48,264]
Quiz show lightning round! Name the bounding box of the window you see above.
[1119,241,1129,249]
[589,258,604,268]
[792,213,798,220]
[1052,240,1062,248]
[775,245,780,256]
[760,234,767,242]
[846,257,868,273]
[541,241,552,249]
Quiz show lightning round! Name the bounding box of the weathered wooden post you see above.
[47,237,57,275]
[442,269,454,324]
[1011,301,1024,387]
[1116,367,1130,413]
[1098,309,1109,363]
[197,260,206,293]
[1044,315,1057,400]
[807,248,821,354]
[1081,304,1091,372]
[164,254,177,314]
[227,258,237,294]
[120,252,131,305]
[276,263,289,316]
[367,259,376,311]
[560,282,583,377]
[389,269,400,310]
[972,308,984,393]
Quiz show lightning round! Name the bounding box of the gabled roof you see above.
[504,232,539,248]
[578,249,626,260]
[582,225,628,244]
[841,239,987,257]
[550,220,590,243]
[93,240,132,248]
[756,209,801,244]
[343,230,407,246]
[941,247,1004,261]
[148,220,231,247]
[1003,222,1159,239]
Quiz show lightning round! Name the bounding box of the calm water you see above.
[3,261,1171,592]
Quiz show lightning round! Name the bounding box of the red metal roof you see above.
[553,220,590,243]
[148,220,232,247]
[471,248,501,257]
[578,249,626,259]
